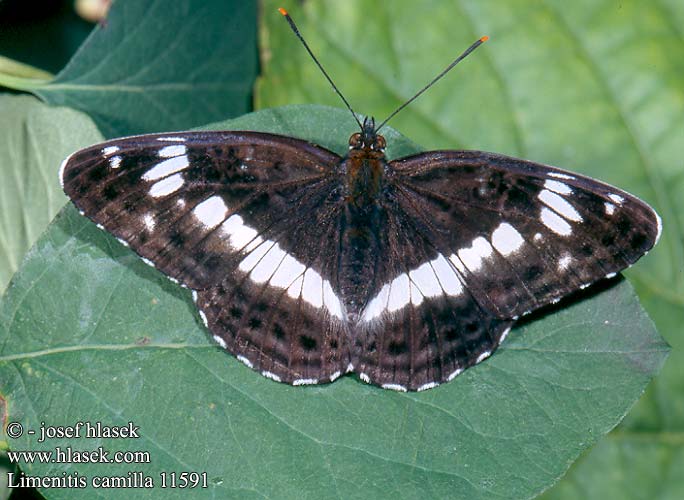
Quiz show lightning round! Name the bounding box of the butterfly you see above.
[59,10,661,392]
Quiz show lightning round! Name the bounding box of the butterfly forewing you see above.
[389,150,661,319]
[61,132,340,289]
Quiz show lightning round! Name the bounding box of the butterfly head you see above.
[349,116,386,153]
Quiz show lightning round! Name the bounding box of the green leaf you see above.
[30,0,257,138]
[0,106,668,500]
[259,1,684,495]
[0,56,53,86]
[0,94,102,294]
[539,433,684,499]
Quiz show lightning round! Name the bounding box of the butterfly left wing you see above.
[60,131,340,290]
[388,149,661,319]
[61,131,353,384]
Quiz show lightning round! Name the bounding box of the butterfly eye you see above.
[375,135,386,151]
[349,133,362,149]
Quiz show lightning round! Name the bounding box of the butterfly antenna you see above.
[279,8,363,130]
[376,36,489,132]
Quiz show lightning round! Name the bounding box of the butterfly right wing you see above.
[388,149,661,319]
[348,149,660,391]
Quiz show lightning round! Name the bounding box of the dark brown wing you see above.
[60,131,352,385]
[389,150,660,318]
[350,199,513,391]
[347,149,659,391]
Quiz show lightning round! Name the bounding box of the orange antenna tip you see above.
[480,35,489,42]
[278,7,288,16]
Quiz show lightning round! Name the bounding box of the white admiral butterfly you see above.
[59,9,661,392]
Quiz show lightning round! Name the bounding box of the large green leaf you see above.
[21,0,258,138]
[258,1,684,496]
[0,94,102,294]
[0,106,668,499]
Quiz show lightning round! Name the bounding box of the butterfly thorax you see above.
[343,117,387,209]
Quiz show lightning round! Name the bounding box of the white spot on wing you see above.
[102,146,120,156]
[361,252,465,322]
[301,268,324,308]
[544,179,573,195]
[654,211,663,245]
[475,350,491,363]
[192,196,228,229]
[109,155,122,169]
[409,279,423,306]
[158,144,186,158]
[538,189,582,222]
[548,172,575,180]
[222,214,261,251]
[150,173,184,197]
[330,371,342,382]
[213,334,227,349]
[417,382,439,392]
[540,207,572,236]
[58,153,73,188]
[491,222,524,256]
[142,155,190,181]
[250,244,286,283]
[500,326,512,343]
[605,272,617,279]
[269,253,305,288]
[199,310,208,327]
[157,136,187,142]
[191,290,198,302]
[447,368,463,381]
[143,213,155,231]
[239,239,273,273]
[359,373,371,384]
[604,202,615,215]
[382,383,407,392]
[558,253,572,271]
[431,254,462,295]
[409,262,442,298]
[262,371,281,382]
[362,283,390,321]
[323,280,344,319]
[286,275,304,299]
[457,237,493,272]
[608,193,624,204]
[237,355,253,368]
[387,273,410,313]
[293,378,318,386]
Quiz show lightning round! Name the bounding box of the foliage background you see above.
[0,0,681,498]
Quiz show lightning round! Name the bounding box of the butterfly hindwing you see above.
[351,200,514,390]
